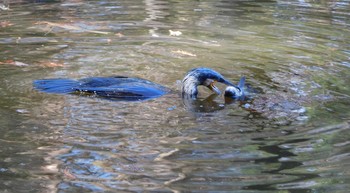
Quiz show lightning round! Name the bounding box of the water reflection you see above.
[1,0,350,192]
[144,0,170,37]
[183,94,225,113]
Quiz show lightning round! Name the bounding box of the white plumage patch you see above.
[182,75,199,96]
[225,86,242,98]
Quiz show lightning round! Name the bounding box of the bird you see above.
[33,67,243,101]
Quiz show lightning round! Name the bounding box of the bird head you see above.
[224,76,245,100]
[182,67,237,97]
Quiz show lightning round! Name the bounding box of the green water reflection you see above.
[0,0,350,192]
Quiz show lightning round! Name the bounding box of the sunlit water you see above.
[1,0,350,192]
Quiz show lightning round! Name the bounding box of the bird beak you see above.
[208,81,221,95]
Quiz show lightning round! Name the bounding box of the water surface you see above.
[0,0,350,192]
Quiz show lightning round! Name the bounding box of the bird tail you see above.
[33,79,79,94]
[238,76,246,100]
[238,76,245,92]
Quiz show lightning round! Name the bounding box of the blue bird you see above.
[33,67,240,101]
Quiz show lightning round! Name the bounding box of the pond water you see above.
[1,0,350,192]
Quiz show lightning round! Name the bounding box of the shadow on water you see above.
[183,94,225,113]
[0,0,350,192]
[245,137,317,192]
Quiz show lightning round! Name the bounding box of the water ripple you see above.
[1,0,350,192]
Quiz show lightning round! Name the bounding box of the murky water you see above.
[1,0,350,192]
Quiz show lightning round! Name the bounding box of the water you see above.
[1,0,350,192]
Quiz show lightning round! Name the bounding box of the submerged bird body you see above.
[34,76,169,101]
[34,67,243,101]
